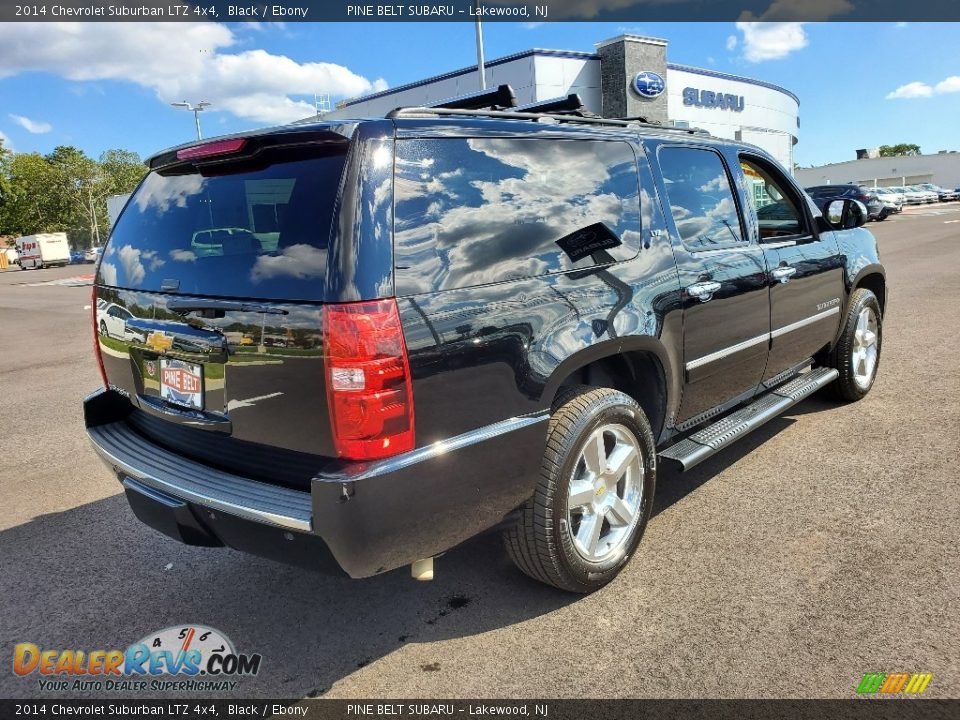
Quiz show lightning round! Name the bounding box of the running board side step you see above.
[659,367,838,471]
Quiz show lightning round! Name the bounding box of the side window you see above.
[739,156,808,241]
[393,137,641,295]
[658,146,745,250]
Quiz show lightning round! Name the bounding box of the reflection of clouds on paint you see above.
[142,249,165,272]
[250,243,325,282]
[135,173,205,214]
[117,244,146,286]
[170,249,197,262]
[99,261,118,286]
[395,138,640,294]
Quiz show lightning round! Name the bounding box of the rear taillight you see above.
[323,299,414,460]
[92,285,108,388]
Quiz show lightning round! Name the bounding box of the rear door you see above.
[94,133,354,488]
[652,143,771,424]
[735,153,844,380]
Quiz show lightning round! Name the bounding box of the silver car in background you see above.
[872,187,903,214]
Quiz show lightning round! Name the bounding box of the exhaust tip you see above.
[411,557,434,582]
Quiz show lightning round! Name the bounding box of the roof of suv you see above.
[149,113,771,170]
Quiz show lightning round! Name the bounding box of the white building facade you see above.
[323,35,800,171]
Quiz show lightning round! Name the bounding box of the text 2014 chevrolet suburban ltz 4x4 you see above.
[85,95,885,593]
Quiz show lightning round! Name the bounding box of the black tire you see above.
[827,288,882,401]
[503,385,657,593]
[99,320,108,336]
[876,210,888,221]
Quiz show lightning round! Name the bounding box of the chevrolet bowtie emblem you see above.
[146,331,173,353]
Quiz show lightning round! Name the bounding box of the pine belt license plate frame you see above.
[159,357,205,411]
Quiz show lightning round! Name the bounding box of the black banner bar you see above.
[1,700,959,720]
[3,1,960,23]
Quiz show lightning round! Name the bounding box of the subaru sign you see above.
[632,71,665,99]
[683,87,745,112]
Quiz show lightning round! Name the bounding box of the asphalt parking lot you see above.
[1,207,958,700]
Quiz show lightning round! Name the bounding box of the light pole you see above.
[171,101,211,140]
[474,1,486,90]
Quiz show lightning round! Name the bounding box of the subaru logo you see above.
[632,71,665,99]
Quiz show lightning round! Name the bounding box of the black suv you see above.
[85,100,885,593]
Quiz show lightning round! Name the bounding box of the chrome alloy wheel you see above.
[566,423,644,563]
[852,306,879,390]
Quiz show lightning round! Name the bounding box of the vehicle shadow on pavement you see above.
[0,494,574,700]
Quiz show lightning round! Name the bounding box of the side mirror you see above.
[825,198,867,229]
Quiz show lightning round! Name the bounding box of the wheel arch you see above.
[852,268,887,316]
[541,338,674,442]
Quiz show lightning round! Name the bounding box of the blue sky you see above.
[0,21,957,167]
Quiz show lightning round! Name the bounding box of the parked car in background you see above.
[871,187,903,214]
[906,185,938,204]
[805,184,888,220]
[84,246,103,263]
[892,186,926,205]
[5,247,20,266]
[70,250,86,264]
[917,183,958,202]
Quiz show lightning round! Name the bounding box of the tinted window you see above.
[658,146,744,250]
[739,157,806,240]
[98,147,347,301]
[393,137,640,295]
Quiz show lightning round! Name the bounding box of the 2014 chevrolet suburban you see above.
[85,95,885,592]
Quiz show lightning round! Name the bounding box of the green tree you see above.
[879,143,921,157]
[0,144,145,246]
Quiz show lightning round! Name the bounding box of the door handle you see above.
[687,281,722,302]
[772,265,797,283]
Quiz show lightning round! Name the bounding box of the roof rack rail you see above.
[512,93,588,115]
[386,105,710,136]
[424,84,518,111]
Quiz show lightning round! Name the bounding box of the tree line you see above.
[0,138,146,249]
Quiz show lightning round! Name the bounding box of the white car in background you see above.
[893,186,926,205]
[906,185,938,203]
[872,187,903,214]
[84,246,103,263]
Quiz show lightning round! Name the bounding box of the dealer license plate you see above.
[159,358,204,410]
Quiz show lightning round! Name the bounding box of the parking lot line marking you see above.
[20,273,94,287]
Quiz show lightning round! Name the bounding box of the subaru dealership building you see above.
[322,34,801,171]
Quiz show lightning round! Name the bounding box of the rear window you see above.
[393,137,641,295]
[98,146,347,301]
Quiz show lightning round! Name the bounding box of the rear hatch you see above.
[94,130,352,489]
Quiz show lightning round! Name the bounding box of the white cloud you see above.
[0,23,388,125]
[725,35,738,51]
[9,114,52,134]
[886,82,934,99]
[934,76,960,94]
[886,76,960,99]
[734,22,808,62]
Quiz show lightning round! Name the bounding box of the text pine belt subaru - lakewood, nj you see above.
[85,88,885,592]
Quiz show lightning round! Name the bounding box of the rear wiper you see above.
[167,299,290,317]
